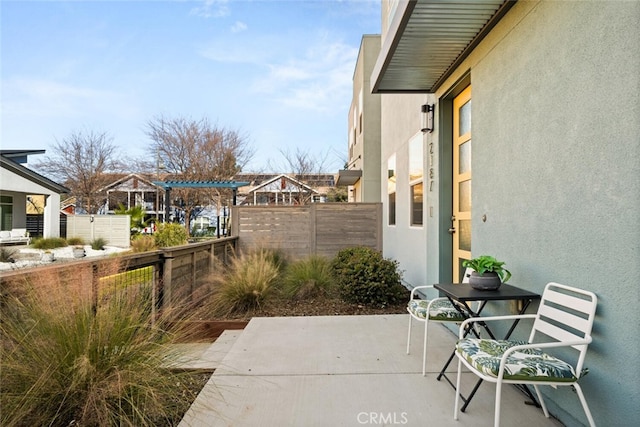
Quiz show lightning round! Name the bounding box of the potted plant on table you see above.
[462,255,511,291]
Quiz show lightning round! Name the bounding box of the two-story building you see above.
[349,1,639,426]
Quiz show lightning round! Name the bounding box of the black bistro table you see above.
[433,282,541,411]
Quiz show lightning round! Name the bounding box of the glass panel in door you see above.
[452,86,472,282]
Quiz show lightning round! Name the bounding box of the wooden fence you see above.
[0,237,237,317]
[232,203,382,260]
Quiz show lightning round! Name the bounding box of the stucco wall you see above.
[350,35,382,203]
[454,1,639,425]
[378,0,639,425]
[380,93,431,287]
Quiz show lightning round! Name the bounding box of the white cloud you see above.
[252,36,359,114]
[231,21,247,33]
[1,77,139,120]
[190,0,230,19]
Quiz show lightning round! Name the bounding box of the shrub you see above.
[282,255,335,299]
[0,265,204,426]
[32,237,67,250]
[154,223,188,248]
[66,236,85,246]
[209,249,281,316]
[90,237,108,250]
[131,235,157,252]
[331,247,407,307]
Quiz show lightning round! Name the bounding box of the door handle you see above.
[448,227,456,234]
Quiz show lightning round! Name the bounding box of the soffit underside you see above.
[372,0,515,93]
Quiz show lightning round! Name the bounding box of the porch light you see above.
[421,103,435,133]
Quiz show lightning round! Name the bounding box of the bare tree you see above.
[145,115,254,234]
[35,130,122,214]
[267,147,331,204]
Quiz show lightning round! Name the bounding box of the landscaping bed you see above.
[215,296,407,320]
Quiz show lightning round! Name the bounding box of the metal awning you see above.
[371,0,515,93]
[335,169,362,186]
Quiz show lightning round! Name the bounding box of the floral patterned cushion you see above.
[456,339,578,382]
[407,298,466,322]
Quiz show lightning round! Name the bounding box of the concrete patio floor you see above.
[177,314,564,427]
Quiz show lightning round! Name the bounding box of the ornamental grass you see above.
[0,262,206,426]
[281,255,335,299]
[208,249,282,316]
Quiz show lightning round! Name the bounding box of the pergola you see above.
[152,180,250,223]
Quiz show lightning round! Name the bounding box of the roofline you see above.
[0,156,70,194]
[98,172,160,192]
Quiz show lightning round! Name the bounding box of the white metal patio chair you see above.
[453,282,597,427]
[406,269,473,376]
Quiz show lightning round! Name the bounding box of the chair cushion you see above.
[456,338,578,382]
[408,298,466,321]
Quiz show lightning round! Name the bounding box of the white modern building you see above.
[0,150,69,239]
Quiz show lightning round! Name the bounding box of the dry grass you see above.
[0,261,209,426]
[207,249,282,316]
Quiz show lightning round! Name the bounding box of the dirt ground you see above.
[214,296,409,321]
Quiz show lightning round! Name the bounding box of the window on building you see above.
[411,182,423,226]
[389,192,396,225]
[1,195,13,230]
[388,155,396,226]
[409,135,424,226]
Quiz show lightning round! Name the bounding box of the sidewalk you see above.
[177,314,563,427]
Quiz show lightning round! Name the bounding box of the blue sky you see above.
[1,0,380,172]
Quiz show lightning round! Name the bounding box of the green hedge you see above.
[331,247,406,307]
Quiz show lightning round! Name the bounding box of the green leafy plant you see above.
[331,247,407,307]
[0,265,205,426]
[90,237,107,250]
[31,237,68,250]
[115,204,148,235]
[209,249,281,316]
[462,255,512,282]
[282,255,335,299]
[154,223,188,248]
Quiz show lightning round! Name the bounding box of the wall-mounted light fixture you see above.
[421,103,435,133]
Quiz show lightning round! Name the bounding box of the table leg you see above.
[437,298,487,396]
[504,298,533,339]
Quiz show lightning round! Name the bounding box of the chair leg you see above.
[454,358,462,420]
[573,383,596,427]
[495,379,503,427]
[422,318,429,376]
[533,385,549,418]
[406,315,412,355]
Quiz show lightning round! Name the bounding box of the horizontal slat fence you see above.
[0,237,237,318]
[232,203,382,260]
